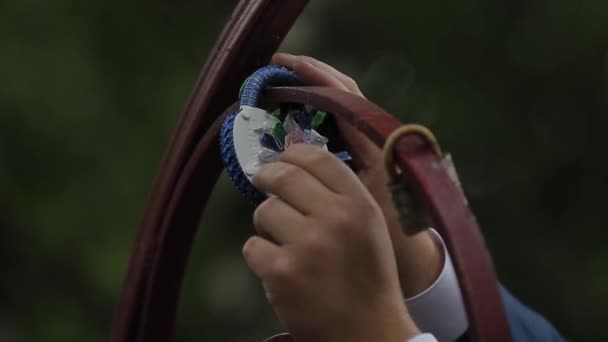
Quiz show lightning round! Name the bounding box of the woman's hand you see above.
[243,144,420,342]
[270,53,442,297]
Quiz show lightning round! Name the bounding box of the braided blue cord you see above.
[220,65,298,204]
[220,110,267,204]
[239,65,297,107]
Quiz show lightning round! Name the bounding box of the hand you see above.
[243,144,420,342]
[271,53,442,297]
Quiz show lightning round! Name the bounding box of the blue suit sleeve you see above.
[456,285,564,342]
[499,285,564,342]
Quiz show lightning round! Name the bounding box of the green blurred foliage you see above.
[1,0,607,341]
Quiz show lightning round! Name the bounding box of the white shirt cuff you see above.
[407,333,439,342]
[405,229,469,341]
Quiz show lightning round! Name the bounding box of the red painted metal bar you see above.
[109,1,309,341]
[262,87,513,342]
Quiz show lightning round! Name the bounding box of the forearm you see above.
[359,167,443,298]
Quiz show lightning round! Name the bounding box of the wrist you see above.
[367,180,443,298]
[336,297,420,342]
[393,231,442,297]
[323,314,420,342]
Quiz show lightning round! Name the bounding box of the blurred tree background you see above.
[1,0,607,341]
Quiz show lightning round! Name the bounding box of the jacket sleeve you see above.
[455,285,565,342]
[497,285,564,342]
[406,230,564,342]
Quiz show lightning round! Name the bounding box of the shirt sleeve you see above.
[405,229,469,341]
[407,333,439,342]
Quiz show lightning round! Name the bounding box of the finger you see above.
[272,53,350,91]
[242,235,282,279]
[253,196,306,244]
[280,144,368,196]
[252,161,333,215]
[273,54,375,162]
[294,55,378,164]
[297,55,364,97]
[273,54,378,170]
[273,53,362,95]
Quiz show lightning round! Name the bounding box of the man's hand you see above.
[271,53,442,297]
[243,144,420,342]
